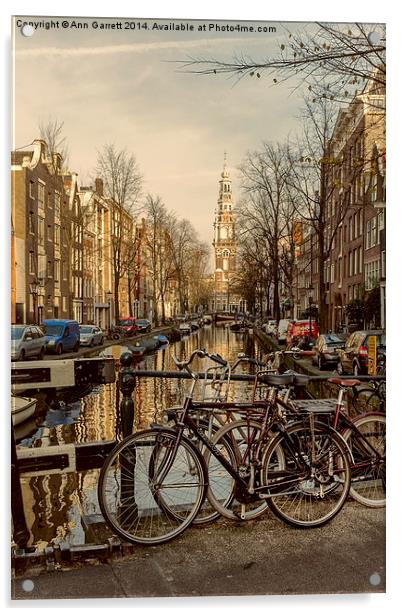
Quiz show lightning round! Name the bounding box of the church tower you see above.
[212,155,241,313]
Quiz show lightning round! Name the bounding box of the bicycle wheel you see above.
[98,428,207,545]
[154,414,232,525]
[261,420,351,528]
[162,409,231,524]
[343,413,385,507]
[204,419,273,521]
[188,415,235,524]
[352,388,385,413]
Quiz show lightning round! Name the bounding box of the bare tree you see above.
[178,22,385,108]
[167,217,197,313]
[144,195,177,325]
[38,117,70,170]
[238,143,295,321]
[96,144,142,321]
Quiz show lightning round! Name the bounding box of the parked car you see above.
[276,319,292,344]
[337,330,386,376]
[312,334,345,370]
[42,319,80,355]
[11,324,47,361]
[117,317,138,337]
[135,319,152,333]
[79,325,104,347]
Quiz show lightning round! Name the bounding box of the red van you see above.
[117,317,138,337]
[286,320,319,347]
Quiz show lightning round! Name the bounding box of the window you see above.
[29,251,36,275]
[364,259,380,290]
[38,254,46,280]
[54,224,61,246]
[38,217,45,245]
[47,261,53,278]
[62,261,68,280]
[354,248,358,275]
[55,191,61,218]
[28,212,35,234]
[349,252,353,277]
[366,218,378,249]
[54,259,60,283]
[47,224,53,242]
[359,247,362,274]
[378,210,385,231]
[38,182,45,209]
[29,181,35,199]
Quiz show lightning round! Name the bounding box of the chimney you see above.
[95,178,104,196]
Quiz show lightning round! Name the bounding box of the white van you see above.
[277,319,291,344]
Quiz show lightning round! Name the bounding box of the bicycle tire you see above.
[152,415,232,525]
[261,420,351,528]
[204,419,274,521]
[162,410,233,524]
[352,388,385,413]
[189,415,235,524]
[98,428,207,545]
[342,413,385,507]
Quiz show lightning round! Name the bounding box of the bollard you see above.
[119,351,136,438]
[118,351,138,526]
[11,421,31,548]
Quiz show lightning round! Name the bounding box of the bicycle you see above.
[162,349,308,524]
[287,376,385,508]
[98,350,351,544]
[351,378,386,413]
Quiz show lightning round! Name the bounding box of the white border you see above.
[2,0,400,613]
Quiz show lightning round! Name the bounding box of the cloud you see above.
[15,36,268,58]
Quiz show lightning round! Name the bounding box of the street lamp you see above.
[29,279,40,324]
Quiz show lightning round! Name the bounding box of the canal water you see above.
[17,324,266,548]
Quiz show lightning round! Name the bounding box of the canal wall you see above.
[253,327,378,413]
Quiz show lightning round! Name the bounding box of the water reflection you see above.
[17,325,265,547]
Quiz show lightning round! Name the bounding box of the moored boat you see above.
[11,396,37,426]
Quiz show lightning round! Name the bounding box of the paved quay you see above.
[12,501,385,600]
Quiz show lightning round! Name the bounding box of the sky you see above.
[12,16,309,250]
[4,1,401,611]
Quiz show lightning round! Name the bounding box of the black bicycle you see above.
[98,350,351,545]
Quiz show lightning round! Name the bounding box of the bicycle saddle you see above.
[327,377,361,387]
[260,374,296,386]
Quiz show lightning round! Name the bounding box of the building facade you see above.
[11,140,72,324]
[324,78,385,331]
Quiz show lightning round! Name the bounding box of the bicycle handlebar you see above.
[173,348,228,371]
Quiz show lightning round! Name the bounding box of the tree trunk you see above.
[114,276,120,323]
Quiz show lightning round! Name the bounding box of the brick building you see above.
[11,140,72,324]
[324,77,385,331]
